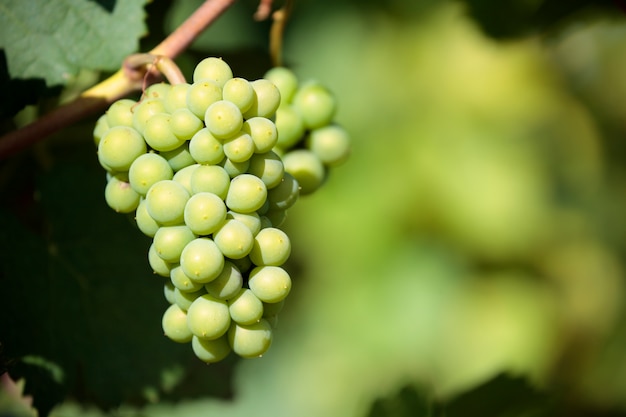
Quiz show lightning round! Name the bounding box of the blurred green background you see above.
[2,0,626,416]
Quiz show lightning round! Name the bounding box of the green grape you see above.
[257,198,270,215]
[264,66,299,105]
[180,237,225,283]
[170,264,204,293]
[187,293,231,339]
[222,77,255,113]
[189,128,224,165]
[153,225,196,263]
[105,174,141,213]
[174,287,206,311]
[243,79,281,119]
[222,131,254,163]
[184,192,227,236]
[161,142,195,171]
[306,124,351,167]
[262,299,285,317]
[149,242,173,277]
[267,172,299,210]
[282,149,326,195]
[144,113,186,152]
[105,98,136,128]
[135,198,160,237]
[292,81,336,129]
[145,179,190,225]
[204,260,243,300]
[170,107,204,140]
[248,265,291,303]
[144,82,171,100]
[247,151,284,189]
[259,215,273,230]
[213,218,254,260]
[186,80,222,119]
[192,335,231,363]
[190,165,230,199]
[98,126,146,172]
[164,281,176,304]
[249,227,291,266]
[172,163,200,194]
[228,288,263,325]
[162,303,193,343]
[263,209,287,228]
[228,319,272,358]
[264,314,279,328]
[205,100,244,139]
[128,152,174,195]
[241,117,278,154]
[225,174,267,213]
[164,83,191,113]
[227,210,261,236]
[93,114,109,147]
[220,157,250,178]
[193,57,234,87]
[230,255,252,275]
[132,98,167,134]
[274,106,305,150]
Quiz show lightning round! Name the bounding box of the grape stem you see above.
[0,0,236,160]
[124,54,188,88]
[269,0,293,67]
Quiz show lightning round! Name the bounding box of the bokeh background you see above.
[2,0,626,416]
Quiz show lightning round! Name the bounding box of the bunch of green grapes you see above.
[264,66,351,195]
[93,57,349,363]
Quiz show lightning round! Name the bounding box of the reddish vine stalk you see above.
[0,0,236,160]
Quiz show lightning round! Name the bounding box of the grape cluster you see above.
[93,57,349,363]
[264,67,350,194]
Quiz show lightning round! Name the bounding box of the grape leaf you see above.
[0,0,149,87]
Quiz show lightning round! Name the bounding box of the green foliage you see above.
[0,0,148,118]
[0,0,148,85]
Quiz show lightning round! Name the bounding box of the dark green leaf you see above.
[0,0,149,87]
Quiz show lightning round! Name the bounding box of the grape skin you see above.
[213,218,254,260]
[225,174,268,213]
[306,124,351,167]
[205,100,244,139]
[135,198,160,237]
[248,266,292,303]
[228,288,264,325]
[204,260,243,300]
[186,293,231,340]
[170,264,204,293]
[189,128,224,165]
[98,126,146,172]
[180,238,225,283]
[128,152,173,196]
[184,192,227,236]
[264,66,299,105]
[145,180,190,226]
[193,57,234,87]
[282,149,326,195]
[162,303,193,343]
[105,174,141,213]
[153,225,196,263]
[192,335,231,363]
[228,319,273,358]
[249,227,291,267]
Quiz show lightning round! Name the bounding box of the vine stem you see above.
[0,0,236,160]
